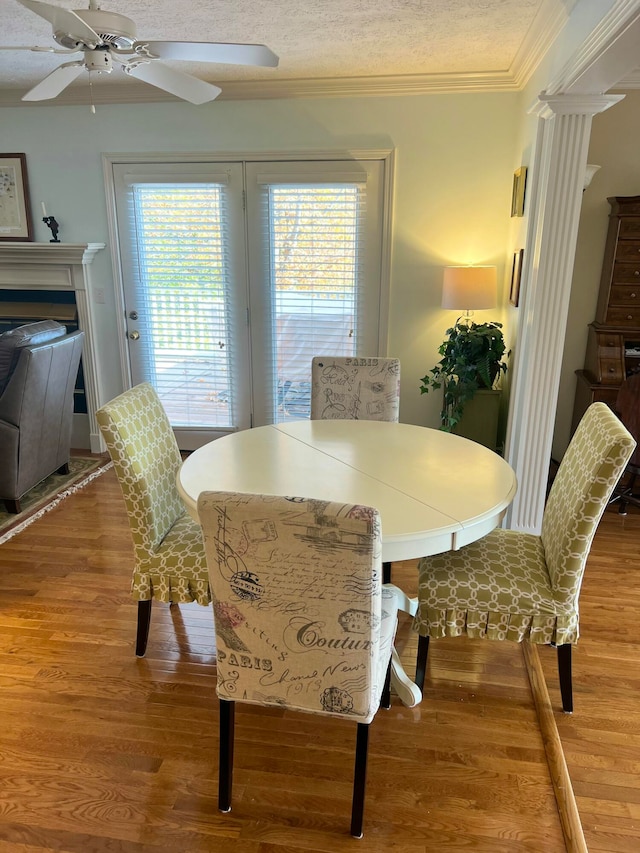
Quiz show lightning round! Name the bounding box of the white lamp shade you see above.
[442,265,497,310]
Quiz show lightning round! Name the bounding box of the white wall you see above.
[0,92,519,436]
[553,88,640,459]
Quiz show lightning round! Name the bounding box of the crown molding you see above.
[0,68,526,108]
[614,68,640,89]
[221,72,522,98]
[509,0,572,89]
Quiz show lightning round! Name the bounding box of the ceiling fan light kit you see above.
[7,0,279,105]
[83,46,112,73]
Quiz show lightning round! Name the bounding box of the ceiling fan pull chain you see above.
[88,71,95,114]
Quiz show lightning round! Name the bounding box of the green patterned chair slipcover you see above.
[413,402,635,713]
[310,356,401,422]
[197,490,401,838]
[96,382,210,656]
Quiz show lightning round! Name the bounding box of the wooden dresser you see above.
[572,196,640,432]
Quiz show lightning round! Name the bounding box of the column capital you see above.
[529,92,624,119]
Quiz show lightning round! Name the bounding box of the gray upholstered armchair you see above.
[0,320,84,513]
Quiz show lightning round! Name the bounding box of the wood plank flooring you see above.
[537,506,640,853]
[0,461,637,851]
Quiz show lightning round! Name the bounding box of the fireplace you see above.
[0,289,88,412]
[0,242,105,451]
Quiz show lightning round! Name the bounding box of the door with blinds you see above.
[246,160,384,426]
[113,162,250,449]
[111,156,387,448]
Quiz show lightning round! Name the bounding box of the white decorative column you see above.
[504,93,623,533]
[0,242,106,452]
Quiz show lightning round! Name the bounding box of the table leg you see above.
[383,584,422,706]
[390,647,423,708]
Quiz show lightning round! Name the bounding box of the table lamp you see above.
[442,265,497,322]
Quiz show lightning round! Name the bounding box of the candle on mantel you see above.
[41,202,47,217]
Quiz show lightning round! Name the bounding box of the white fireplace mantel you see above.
[0,241,106,452]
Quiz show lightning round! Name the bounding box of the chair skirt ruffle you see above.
[413,607,579,645]
[131,513,211,605]
[131,571,211,605]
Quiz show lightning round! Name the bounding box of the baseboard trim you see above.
[522,643,588,853]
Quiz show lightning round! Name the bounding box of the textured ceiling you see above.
[0,0,579,104]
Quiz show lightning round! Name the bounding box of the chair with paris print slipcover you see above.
[310,356,400,422]
[96,382,210,657]
[310,354,402,586]
[197,490,402,838]
[413,402,635,713]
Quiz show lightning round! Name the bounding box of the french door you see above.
[111,156,388,449]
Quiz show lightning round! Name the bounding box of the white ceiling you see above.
[0,0,599,106]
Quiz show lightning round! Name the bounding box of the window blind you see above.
[262,182,366,423]
[128,183,235,429]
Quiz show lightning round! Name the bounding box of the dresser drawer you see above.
[605,305,640,326]
[598,358,624,382]
[619,219,640,238]
[615,241,640,261]
[584,329,625,383]
[612,262,640,283]
[595,332,623,351]
[610,283,640,304]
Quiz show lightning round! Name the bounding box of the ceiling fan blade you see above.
[22,61,85,101]
[122,60,221,105]
[0,45,78,53]
[134,41,279,68]
[17,0,102,48]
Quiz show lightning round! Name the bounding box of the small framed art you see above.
[510,249,524,307]
[511,166,527,217]
[0,153,33,241]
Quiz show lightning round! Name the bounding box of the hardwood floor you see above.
[537,506,640,853]
[0,463,637,851]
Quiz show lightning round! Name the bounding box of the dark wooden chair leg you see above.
[415,634,429,692]
[380,660,392,710]
[3,498,20,514]
[350,723,369,838]
[135,599,152,657]
[383,561,392,584]
[557,643,573,714]
[219,699,235,813]
[56,462,70,475]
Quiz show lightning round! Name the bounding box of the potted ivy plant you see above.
[419,320,508,436]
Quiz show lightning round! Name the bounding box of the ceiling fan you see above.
[2,0,279,105]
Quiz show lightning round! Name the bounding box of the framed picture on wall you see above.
[510,249,524,307]
[511,166,527,217]
[0,153,33,242]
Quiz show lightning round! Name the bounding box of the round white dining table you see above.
[177,419,517,706]
[178,419,517,561]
